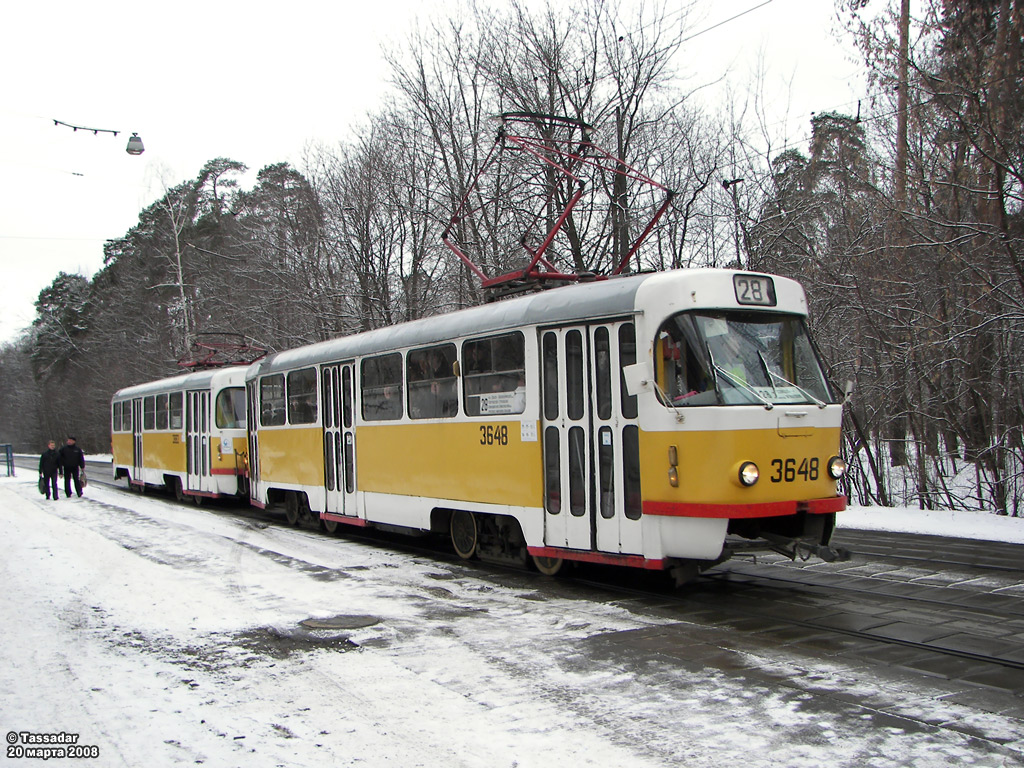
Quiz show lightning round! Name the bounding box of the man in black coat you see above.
[59,436,86,498]
[39,440,61,500]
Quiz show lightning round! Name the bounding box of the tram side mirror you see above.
[622,362,655,396]
[843,379,854,405]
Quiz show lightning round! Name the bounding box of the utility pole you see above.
[723,178,745,269]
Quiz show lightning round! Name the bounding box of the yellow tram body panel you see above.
[111,432,133,469]
[257,427,324,487]
[141,432,187,473]
[639,426,842,508]
[211,435,248,476]
[355,421,543,507]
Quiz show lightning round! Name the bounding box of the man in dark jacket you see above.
[59,436,86,498]
[39,440,61,500]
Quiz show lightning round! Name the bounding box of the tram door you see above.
[246,382,261,502]
[322,362,358,518]
[540,322,644,555]
[186,390,211,493]
[132,398,144,485]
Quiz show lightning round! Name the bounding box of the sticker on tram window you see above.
[733,274,776,306]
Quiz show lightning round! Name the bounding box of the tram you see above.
[244,268,847,577]
[111,366,249,502]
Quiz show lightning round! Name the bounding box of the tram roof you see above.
[249,271,655,378]
[113,366,247,400]
[246,268,806,377]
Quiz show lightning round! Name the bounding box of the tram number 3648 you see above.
[770,457,819,483]
[480,425,510,446]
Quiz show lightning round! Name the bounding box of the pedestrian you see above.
[59,436,86,498]
[39,440,61,500]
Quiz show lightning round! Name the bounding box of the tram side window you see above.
[156,394,169,430]
[595,327,612,421]
[122,402,132,432]
[322,369,334,431]
[111,402,120,433]
[542,332,559,421]
[623,425,642,520]
[260,375,286,426]
[544,426,560,515]
[169,392,183,431]
[655,317,717,407]
[342,366,353,429]
[462,332,526,417]
[619,323,638,419]
[407,344,458,419]
[566,330,585,421]
[361,353,403,421]
[216,387,247,429]
[143,397,156,430]
[287,368,318,425]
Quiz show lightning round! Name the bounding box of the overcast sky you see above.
[0,0,867,345]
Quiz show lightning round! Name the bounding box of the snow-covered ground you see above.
[1,472,1022,767]
[840,504,1024,545]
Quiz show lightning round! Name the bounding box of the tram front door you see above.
[539,321,644,555]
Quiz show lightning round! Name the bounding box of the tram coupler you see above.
[762,533,852,563]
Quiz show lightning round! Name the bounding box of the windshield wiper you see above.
[711,364,774,409]
[757,353,828,409]
[705,343,774,410]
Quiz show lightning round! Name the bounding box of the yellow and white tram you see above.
[111,367,249,502]
[244,268,847,576]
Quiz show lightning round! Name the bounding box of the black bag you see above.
[38,476,46,495]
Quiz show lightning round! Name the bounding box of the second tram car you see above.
[243,268,847,577]
[111,366,249,502]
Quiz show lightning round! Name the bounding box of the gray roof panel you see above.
[248,273,648,378]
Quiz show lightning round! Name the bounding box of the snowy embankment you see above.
[839,505,1024,544]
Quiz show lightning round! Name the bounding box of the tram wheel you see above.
[173,478,185,502]
[322,516,339,535]
[450,510,478,560]
[285,493,300,526]
[531,555,563,576]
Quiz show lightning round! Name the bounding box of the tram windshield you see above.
[655,311,833,407]
[215,387,247,429]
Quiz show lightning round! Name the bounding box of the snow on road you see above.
[2,476,1022,767]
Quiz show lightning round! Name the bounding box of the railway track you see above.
[830,527,1024,576]
[597,563,1024,672]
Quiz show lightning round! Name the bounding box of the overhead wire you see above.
[614,1,1010,169]
[612,0,870,158]
[680,0,775,43]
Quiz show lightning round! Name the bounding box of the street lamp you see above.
[53,118,145,156]
[125,133,145,156]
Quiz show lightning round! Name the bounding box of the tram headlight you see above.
[828,456,847,480]
[738,461,759,487]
